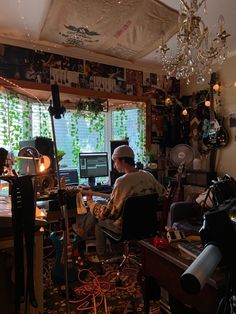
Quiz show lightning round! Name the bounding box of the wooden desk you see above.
[140,240,225,314]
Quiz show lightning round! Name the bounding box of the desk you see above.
[140,240,225,314]
[0,198,46,314]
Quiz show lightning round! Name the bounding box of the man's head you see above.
[112,145,135,172]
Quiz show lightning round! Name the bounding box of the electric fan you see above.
[170,144,194,168]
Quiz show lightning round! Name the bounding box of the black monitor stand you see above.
[88,177,96,187]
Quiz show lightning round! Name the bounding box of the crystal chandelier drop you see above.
[158,0,230,84]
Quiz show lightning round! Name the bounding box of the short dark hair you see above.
[118,157,135,166]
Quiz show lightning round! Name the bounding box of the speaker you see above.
[110,139,129,185]
[19,137,55,174]
[36,174,56,194]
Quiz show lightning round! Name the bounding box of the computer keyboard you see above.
[91,184,113,193]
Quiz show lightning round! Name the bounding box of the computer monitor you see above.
[59,169,79,186]
[79,152,109,186]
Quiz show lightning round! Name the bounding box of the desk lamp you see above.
[18,146,51,175]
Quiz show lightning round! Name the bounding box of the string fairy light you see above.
[0,75,43,105]
[15,0,53,52]
[16,0,33,43]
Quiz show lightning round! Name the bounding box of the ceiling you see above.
[0,0,235,74]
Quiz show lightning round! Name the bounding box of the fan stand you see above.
[169,144,194,170]
[169,144,194,201]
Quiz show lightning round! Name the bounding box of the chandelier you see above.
[158,0,230,84]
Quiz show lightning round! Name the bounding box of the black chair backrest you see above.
[121,193,159,241]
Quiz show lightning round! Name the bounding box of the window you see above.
[0,90,146,178]
[0,92,32,153]
[111,106,145,162]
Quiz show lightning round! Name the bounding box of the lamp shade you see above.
[39,155,51,172]
[18,146,41,159]
[18,146,41,175]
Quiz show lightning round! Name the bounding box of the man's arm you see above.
[84,185,122,220]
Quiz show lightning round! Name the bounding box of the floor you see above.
[43,240,160,314]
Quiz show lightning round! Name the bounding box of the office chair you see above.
[167,201,202,234]
[100,193,160,285]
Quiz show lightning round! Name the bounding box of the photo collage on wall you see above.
[0,43,178,98]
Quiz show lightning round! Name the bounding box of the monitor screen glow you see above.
[79,152,109,181]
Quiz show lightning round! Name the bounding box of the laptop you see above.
[59,169,79,187]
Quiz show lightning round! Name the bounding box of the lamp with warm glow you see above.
[182,108,188,116]
[18,146,51,175]
[213,83,220,92]
[205,100,211,107]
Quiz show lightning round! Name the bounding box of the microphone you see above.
[50,84,66,119]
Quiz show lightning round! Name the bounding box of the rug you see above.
[43,242,160,314]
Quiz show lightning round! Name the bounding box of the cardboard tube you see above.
[181,244,222,294]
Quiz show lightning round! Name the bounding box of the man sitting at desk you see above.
[76,145,166,263]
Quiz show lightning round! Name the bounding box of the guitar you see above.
[50,231,79,285]
[160,163,185,232]
[202,72,229,149]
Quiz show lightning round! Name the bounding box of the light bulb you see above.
[205,100,211,107]
[182,109,188,116]
[39,162,45,172]
[165,98,172,106]
[213,84,220,92]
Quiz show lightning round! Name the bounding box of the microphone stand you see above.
[48,100,71,314]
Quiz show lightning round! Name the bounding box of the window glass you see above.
[0,91,146,181]
[111,107,145,163]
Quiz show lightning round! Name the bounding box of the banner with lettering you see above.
[40,0,178,61]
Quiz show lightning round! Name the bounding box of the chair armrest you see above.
[168,201,194,226]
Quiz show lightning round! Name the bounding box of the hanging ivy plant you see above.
[135,104,146,162]
[76,98,107,116]
[75,98,106,152]
[22,98,32,139]
[115,107,128,138]
[69,111,80,168]
[0,93,8,146]
[87,113,105,150]
[39,105,52,138]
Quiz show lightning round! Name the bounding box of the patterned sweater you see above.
[87,170,166,228]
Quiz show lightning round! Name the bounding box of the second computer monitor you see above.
[79,152,109,186]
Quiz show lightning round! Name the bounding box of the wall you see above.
[0,43,179,100]
[181,54,236,177]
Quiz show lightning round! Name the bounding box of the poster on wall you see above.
[85,61,124,79]
[151,105,165,144]
[126,69,143,96]
[0,43,169,98]
[0,43,85,86]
